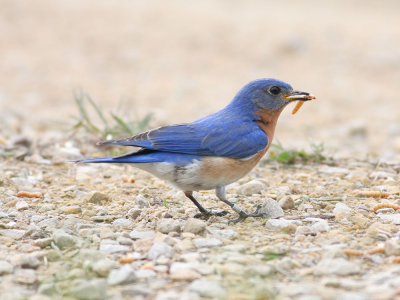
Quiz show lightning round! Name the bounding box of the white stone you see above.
[266,218,302,230]
[190,279,226,298]
[379,214,400,225]
[99,242,130,254]
[16,200,29,211]
[193,238,223,248]
[238,180,266,195]
[258,198,284,218]
[315,258,361,275]
[129,230,156,240]
[333,202,352,214]
[148,242,174,260]
[107,265,136,285]
[0,260,13,275]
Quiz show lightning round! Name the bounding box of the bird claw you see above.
[194,210,229,219]
[228,204,264,223]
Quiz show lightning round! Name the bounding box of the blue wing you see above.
[100,111,268,159]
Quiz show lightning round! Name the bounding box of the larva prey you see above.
[292,101,304,114]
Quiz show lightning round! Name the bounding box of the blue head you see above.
[226,78,314,117]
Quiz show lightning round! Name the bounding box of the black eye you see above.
[268,86,281,95]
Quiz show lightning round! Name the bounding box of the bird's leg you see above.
[184,191,228,218]
[215,186,264,223]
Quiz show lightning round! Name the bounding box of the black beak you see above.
[283,90,316,102]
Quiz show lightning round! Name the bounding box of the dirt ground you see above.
[1,0,400,299]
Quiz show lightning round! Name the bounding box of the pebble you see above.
[69,279,107,300]
[238,180,265,195]
[315,258,361,275]
[62,205,82,214]
[0,260,13,275]
[148,242,174,260]
[208,228,237,239]
[21,255,41,269]
[183,218,206,234]
[14,268,37,284]
[108,265,137,286]
[189,279,226,298]
[130,230,156,240]
[0,229,26,239]
[85,192,111,204]
[157,219,181,234]
[266,218,302,230]
[384,239,400,256]
[16,200,29,211]
[93,259,117,277]
[52,230,77,249]
[136,269,157,279]
[112,218,133,227]
[305,218,331,233]
[258,198,284,218]
[99,241,130,254]
[193,238,223,248]
[136,195,150,207]
[378,214,400,224]
[279,196,295,210]
[170,262,201,281]
[333,202,352,214]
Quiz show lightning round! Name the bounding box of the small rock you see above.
[21,256,41,269]
[379,214,400,225]
[93,259,116,277]
[86,192,111,204]
[126,208,141,219]
[112,218,132,227]
[305,218,331,233]
[244,264,275,277]
[295,226,313,236]
[107,265,137,286]
[239,180,265,195]
[170,262,200,281]
[99,241,130,254]
[16,200,29,211]
[257,198,284,218]
[136,269,156,279]
[148,242,174,260]
[14,268,37,284]
[384,239,400,256]
[0,229,26,239]
[0,260,13,275]
[266,218,302,230]
[278,196,295,210]
[136,195,150,207]
[193,238,222,248]
[157,219,181,234]
[183,218,206,234]
[62,206,82,214]
[53,230,77,249]
[333,203,352,214]
[190,279,226,298]
[130,230,156,240]
[69,279,107,300]
[315,258,361,275]
[208,228,237,239]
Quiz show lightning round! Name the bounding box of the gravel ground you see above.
[0,137,400,300]
[1,0,400,299]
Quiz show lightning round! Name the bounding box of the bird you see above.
[77,78,315,222]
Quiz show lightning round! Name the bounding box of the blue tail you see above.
[76,150,201,166]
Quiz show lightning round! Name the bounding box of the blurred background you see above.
[1,0,400,160]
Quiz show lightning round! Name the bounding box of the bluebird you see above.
[78,79,315,222]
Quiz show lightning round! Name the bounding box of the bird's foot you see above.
[194,209,229,219]
[228,204,264,223]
